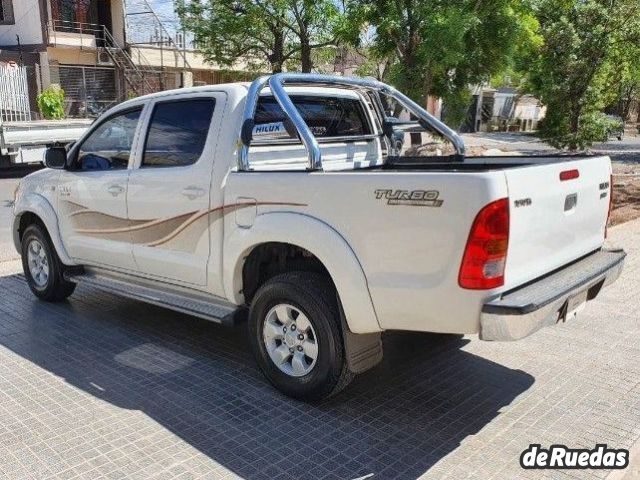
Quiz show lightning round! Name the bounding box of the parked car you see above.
[12,74,625,400]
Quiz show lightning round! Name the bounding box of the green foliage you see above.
[37,85,65,120]
[490,12,543,89]
[529,0,640,150]
[538,110,619,150]
[601,35,640,120]
[176,0,340,73]
[441,89,473,130]
[343,0,538,110]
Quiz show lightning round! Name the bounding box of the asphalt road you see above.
[462,131,640,163]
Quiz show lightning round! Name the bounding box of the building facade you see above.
[0,0,253,118]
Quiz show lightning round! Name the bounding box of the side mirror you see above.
[44,147,67,169]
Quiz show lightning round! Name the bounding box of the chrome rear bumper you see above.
[480,249,626,341]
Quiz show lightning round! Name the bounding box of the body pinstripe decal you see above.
[66,201,308,249]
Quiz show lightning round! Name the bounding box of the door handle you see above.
[107,185,125,196]
[181,186,206,200]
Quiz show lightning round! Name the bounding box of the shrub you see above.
[37,85,65,120]
[538,110,617,151]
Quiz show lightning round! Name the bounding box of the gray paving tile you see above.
[0,221,637,479]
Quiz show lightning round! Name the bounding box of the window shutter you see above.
[0,0,14,24]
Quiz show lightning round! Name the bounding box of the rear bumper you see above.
[480,248,626,341]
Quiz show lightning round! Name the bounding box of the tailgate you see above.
[503,156,611,289]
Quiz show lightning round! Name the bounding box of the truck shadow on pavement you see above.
[0,275,534,480]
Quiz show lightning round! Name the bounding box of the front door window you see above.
[75,108,142,171]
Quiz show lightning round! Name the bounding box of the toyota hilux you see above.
[12,74,625,400]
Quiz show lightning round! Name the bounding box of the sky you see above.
[126,0,184,44]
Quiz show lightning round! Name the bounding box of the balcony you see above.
[47,0,125,48]
[47,20,106,50]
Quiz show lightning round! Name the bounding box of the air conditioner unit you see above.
[97,49,114,66]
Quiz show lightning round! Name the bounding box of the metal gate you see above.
[52,64,119,118]
[0,64,31,122]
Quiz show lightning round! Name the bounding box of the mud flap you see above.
[338,299,383,374]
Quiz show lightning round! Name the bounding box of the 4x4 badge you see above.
[374,189,443,207]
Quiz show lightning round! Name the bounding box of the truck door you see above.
[126,92,226,287]
[57,107,144,270]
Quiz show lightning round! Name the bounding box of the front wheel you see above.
[248,272,353,401]
[21,224,76,302]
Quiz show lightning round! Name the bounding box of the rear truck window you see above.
[248,95,381,171]
[255,95,371,139]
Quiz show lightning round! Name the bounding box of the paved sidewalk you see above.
[418,221,640,479]
[0,220,637,479]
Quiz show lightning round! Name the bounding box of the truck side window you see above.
[76,108,142,171]
[142,99,215,168]
[255,96,370,138]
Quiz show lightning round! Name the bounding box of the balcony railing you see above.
[47,20,106,49]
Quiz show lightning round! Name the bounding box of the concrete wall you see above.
[46,29,97,49]
[47,46,98,66]
[0,0,44,46]
[130,46,254,71]
[110,0,125,46]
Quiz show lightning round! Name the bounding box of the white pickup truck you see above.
[12,74,626,400]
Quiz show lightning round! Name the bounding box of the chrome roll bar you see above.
[237,73,466,171]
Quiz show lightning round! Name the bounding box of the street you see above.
[462,131,640,163]
[0,151,638,479]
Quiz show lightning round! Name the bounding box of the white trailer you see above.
[0,119,92,168]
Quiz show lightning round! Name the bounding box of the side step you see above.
[65,270,239,326]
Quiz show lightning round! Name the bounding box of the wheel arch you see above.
[13,193,76,266]
[224,212,381,334]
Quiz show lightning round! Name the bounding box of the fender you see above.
[13,193,77,266]
[224,212,381,334]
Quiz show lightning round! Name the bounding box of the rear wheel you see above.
[21,224,76,302]
[248,272,353,401]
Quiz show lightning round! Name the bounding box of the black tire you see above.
[248,272,354,401]
[21,224,76,302]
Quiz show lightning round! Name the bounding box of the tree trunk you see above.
[568,104,581,151]
[300,33,312,73]
[301,44,312,73]
[270,28,285,73]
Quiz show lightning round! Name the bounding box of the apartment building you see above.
[0,0,253,118]
[0,0,128,116]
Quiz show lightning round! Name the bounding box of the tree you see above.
[343,0,537,126]
[602,40,640,121]
[529,0,640,150]
[177,0,294,73]
[286,0,340,72]
[177,0,340,73]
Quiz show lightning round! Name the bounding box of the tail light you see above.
[605,174,613,238]
[459,198,510,289]
[559,169,580,181]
